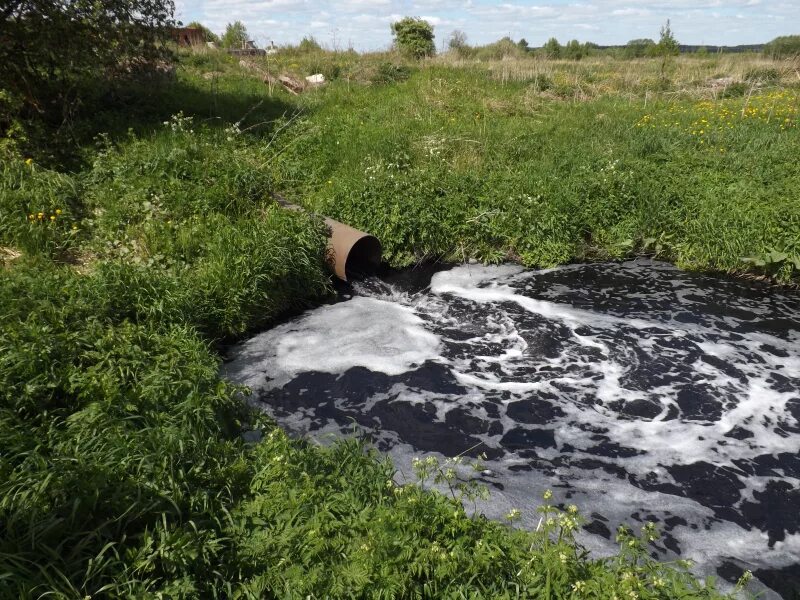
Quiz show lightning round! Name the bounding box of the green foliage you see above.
[543,37,562,59]
[186,21,220,44]
[625,38,656,59]
[764,35,800,59]
[231,443,739,598]
[272,65,800,283]
[391,17,436,59]
[372,62,413,85]
[298,35,323,53]
[719,81,750,98]
[221,20,249,49]
[475,37,527,61]
[0,0,175,157]
[0,111,332,595]
[654,20,681,57]
[564,39,588,60]
[744,66,781,84]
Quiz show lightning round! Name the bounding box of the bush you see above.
[298,36,323,53]
[474,37,526,61]
[719,81,750,98]
[564,39,588,61]
[542,37,562,59]
[391,17,436,59]
[764,35,800,59]
[0,0,174,150]
[744,67,781,84]
[372,62,413,85]
[625,38,656,59]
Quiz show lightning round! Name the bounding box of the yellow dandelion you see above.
[25,158,33,166]
[50,215,56,221]
[55,209,62,215]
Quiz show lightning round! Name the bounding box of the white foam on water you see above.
[226,260,800,597]
[224,296,442,387]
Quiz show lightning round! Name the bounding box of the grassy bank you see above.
[261,55,800,282]
[0,48,784,597]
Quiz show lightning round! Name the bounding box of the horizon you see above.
[174,0,799,52]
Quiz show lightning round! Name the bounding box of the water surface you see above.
[226,259,800,598]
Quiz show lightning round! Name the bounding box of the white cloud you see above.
[175,0,800,50]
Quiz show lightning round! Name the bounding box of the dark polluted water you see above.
[225,259,800,598]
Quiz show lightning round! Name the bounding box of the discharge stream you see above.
[225,259,800,598]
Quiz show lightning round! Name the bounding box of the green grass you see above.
[268,64,800,281]
[0,48,785,597]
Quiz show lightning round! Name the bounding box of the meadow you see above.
[1,45,796,597]
[256,50,800,281]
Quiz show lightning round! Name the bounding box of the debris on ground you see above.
[305,73,326,86]
[238,60,324,94]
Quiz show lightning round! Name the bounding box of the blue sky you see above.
[174,0,799,51]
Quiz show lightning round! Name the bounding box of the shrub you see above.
[372,62,413,85]
[0,0,174,147]
[719,81,750,98]
[744,67,781,84]
[625,38,656,59]
[656,20,680,56]
[764,35,800,59]
[391,17,436,59]
[542,37,562,59]
[474,37,526,61]
[298,36,323,53]
[564,39,588,61]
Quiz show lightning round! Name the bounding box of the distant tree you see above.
[564,39,587,60]
[517,38,530,52]
[624,38,656,58]
[298,36,322,53]
[543,37,561,59]
[449,29,468,52]
[653,19,680,56]
[221,21,249,49]
[495,37,520,57]
[391,17,436,58]
[186,21,219,44]
[695,45,709,56]
[764,35,800,59]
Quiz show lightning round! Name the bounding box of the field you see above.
[1,46,797,597]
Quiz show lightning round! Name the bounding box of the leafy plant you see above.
[372,62,413,84]
[391,17,436,59]
[220,20,249,49]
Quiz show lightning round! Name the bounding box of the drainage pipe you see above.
[274,195,382,281]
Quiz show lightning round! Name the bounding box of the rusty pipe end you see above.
[325,218,382,281]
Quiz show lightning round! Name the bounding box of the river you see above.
[225,259,800,598]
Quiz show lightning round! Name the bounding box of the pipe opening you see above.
[345,235,382,280]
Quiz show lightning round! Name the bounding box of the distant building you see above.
[172,27,205,47]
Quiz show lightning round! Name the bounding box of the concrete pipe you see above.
[274,195,382,281]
